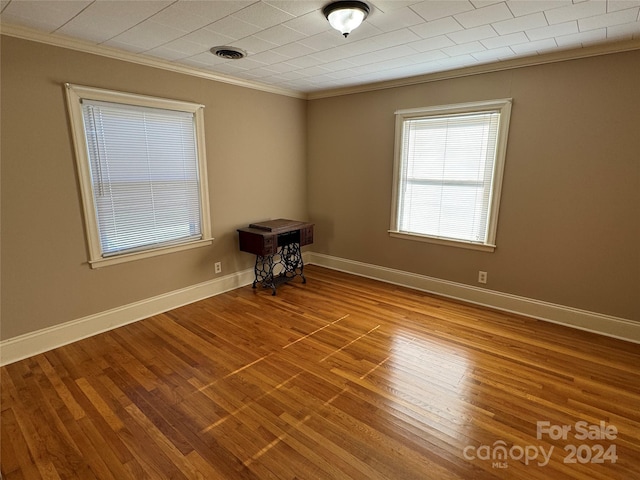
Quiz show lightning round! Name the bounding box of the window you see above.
[390,99,512,252]
[66,84,212,268]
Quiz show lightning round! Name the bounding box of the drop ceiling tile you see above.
[254,61,298,73]
[145,46,190,62]
[99,39,147,54]
[298,30,347,51]
[435,53,480,69]
[336,37,394,57]
[0,12,51,32]
[183,52,229,67]
[544,1,606,25]
[253,24,307,45]
[396,50,451,71]
[526,20,578,41]
[246,49,291,65]
[505,0,571,18]
[470,0,505,7]
[174,1,255,21]
[348,44,419,66]
[205,15,264,40]
[2,0,92,32]
[271,70,307,81]
[316,72,351,84]
[367,6,426,32]
[555,28,606,47]
[176,29,236,51]
[410,0,475,22]
[106,20,187,52]
[309,47,348,63]
[472,46,516,61]
[57,1,172,43]
[607,1,640,13]
[210,62,251,75]
[447,24,498,43]
[313,44,370,64]
[149,4,221,31]
[410,34,456,52]
[370,1,425,13]
[231,35,279,55]
[454,2,513,28]
[285,55,324,69]
[492,12,548,35]
[442,40,487,56]
[260,65,298,76]
[236,69,271,80]
[480,30,528,48]
[371,28,422,48]
[510,37,558,54]
[231,1,295,29]
[363,50,445,72]
[323,58,358,70]
[229,57,267,70]
[606,20,640,38]
[271,42,317,59]
[263,1,320,16]
[283,11,331,36]
[324,68,359,79]
[409,16,464,38]
[294,65,333,78]
[346,63,388,76]
[578,6,639,30]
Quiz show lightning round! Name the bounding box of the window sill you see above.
[88,238,214,269]
[388,231,495,252]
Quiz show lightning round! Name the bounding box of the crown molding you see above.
[0,23,306,99]
[2,22,639,102]
[307,37,640,100]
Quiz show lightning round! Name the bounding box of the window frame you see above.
[65,83,212,268]
[389,98,512,252]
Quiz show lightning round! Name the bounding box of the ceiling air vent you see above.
[210,46,247,60]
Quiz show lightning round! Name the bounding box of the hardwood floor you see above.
[2,265,639,479]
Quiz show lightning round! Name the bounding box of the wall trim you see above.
[308,38,640,99]
[0,24,305,100]
[3,251,637,365]
[307,252,640,344]
[0,268,255,366]
[3,23,639,102]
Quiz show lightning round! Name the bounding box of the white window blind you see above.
[81,100,203,256]
[66,84,211,268]
[391,100,511,251]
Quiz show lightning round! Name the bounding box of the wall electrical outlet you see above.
[214,262,222,274]
[478,271,487,284]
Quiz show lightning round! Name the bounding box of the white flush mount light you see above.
[323,1,370,38]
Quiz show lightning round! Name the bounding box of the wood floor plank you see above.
[2,266,639,479]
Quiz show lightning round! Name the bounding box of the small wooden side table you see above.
[237,219,314,295]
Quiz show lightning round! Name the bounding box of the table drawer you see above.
[300,226,314,246]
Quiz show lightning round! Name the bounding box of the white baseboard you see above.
[0,268,255,366]
[3,252,637,366]
[307,252,640,344]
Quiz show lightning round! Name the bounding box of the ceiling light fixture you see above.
[323,1,370,38]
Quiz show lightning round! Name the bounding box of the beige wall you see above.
[2,35,639,344]
[1,36,307,339]
[308,50,640,321]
